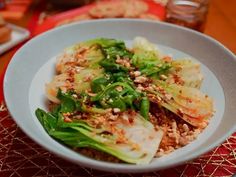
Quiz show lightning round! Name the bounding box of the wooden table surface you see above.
[0,0,236,73]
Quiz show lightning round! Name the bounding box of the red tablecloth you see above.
[0,1,235,176]
[0,101,235,177]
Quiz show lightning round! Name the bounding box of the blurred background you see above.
[0,0,235,52]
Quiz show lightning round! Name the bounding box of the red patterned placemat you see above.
[0,103,235,177]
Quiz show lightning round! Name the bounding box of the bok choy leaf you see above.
[36,108,163,164]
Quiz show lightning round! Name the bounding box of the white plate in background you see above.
[0,23,30,55]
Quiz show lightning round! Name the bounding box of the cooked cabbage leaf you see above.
[149,80,213,128]
[165,60,203,88]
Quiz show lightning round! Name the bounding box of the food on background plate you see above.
[36,37,214,164]
[89,0,148,18]
[0,14,12,44]
[56,0,159,27]
[89,1,126,18]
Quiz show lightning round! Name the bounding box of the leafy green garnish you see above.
[56,89,81,113]
[140,97,150,120]
[91,82,141,111]
[131,37,171,77]
[99,59,128,72]
[88,38,133,73]
[91,77,110,93]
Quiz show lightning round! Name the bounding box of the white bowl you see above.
[4,19,236,173]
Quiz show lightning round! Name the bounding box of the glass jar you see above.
[166,0,210,31]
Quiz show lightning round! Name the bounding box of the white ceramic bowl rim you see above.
[4,19,236,173]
